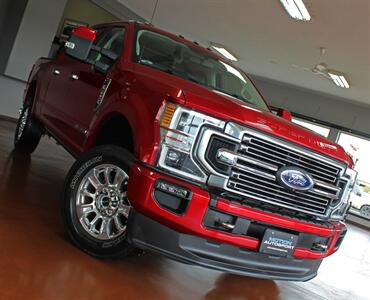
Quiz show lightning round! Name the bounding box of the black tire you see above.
[14,105,43,154]
[62,145,136,259]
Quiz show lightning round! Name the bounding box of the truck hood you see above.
[179,88,352,166]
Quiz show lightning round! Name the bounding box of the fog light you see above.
[165,149,184,168]
[312,243,328,252]
[166,149,181,164]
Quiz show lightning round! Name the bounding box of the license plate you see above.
[259,229,298,257]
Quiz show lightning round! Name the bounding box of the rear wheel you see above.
[360,205,370,219]
[14,105,43,154]
[62,145,136,258]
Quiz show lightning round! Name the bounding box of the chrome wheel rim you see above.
[76,164,131,241]
[360,206,370,219]
[17,107,29,141]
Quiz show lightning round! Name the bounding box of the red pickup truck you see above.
[14,21,357,281]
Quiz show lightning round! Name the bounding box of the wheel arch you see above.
[24,80,37,108]
[88,113,135,155]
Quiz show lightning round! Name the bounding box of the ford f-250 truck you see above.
[14,21,357,281]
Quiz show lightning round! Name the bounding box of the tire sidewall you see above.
[63,146,135,258]
[14,104,42,154]
[14,106,30,145]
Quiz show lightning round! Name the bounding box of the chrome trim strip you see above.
[311,188,339,200]
[217,149,279,172]
[314,180,342,193]
[231,166,276,181]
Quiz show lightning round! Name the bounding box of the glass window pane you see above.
[134,29,269,111]
[337,133,370,183]
[292,118,330,137]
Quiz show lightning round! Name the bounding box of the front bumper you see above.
[127,163,347,279]
[128,210,322,281]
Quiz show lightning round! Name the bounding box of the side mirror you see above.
[89,46,120,74]
[277,108,292,122]
[65,26,97,61]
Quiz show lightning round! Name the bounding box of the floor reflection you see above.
[0,151,31,195]
[205,274,279,300]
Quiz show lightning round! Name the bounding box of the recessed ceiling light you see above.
[328,72,350,89]
[210,43,238,61]
[280,0,311,21]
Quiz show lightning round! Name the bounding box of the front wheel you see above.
[62,145,136,258]
[14,105,43,154]
[360,205,370,219]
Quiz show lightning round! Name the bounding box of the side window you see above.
[89,27,126,67]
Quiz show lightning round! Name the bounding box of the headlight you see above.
[157,103,225,182]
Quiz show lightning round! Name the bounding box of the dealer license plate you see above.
[259,229,298,257]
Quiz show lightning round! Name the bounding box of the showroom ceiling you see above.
[114,0,369,106]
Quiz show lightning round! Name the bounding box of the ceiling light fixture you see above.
[328,72,350,89]
[210,43,238,61]
[280,0,311,21]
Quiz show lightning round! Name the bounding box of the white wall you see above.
[0,0,28,73]
[5,0,67,81]
[0,76,25,118]
[91,0,144,21]
[252,76,370,136]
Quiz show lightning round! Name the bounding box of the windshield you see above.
[134,29,269,111]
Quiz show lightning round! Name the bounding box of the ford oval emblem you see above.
[277,167,314,191]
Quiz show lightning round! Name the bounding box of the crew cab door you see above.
[40,54,77,142]
[58,26,127,153]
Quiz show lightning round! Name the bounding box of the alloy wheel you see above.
[16,107,29,141]
[76,164,131,241]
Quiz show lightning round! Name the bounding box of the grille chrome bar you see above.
[217,149,278,172]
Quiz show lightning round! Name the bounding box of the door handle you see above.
[70,74,79,81]
[53,69,61,75]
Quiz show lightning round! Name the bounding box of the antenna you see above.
[150,0,159,24]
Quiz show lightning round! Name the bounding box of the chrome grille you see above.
[242,134,340,184]
[200,125,346,218]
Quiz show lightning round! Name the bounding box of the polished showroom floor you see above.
[0,119,369,300]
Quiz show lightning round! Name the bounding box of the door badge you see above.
[94,78,112,112]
